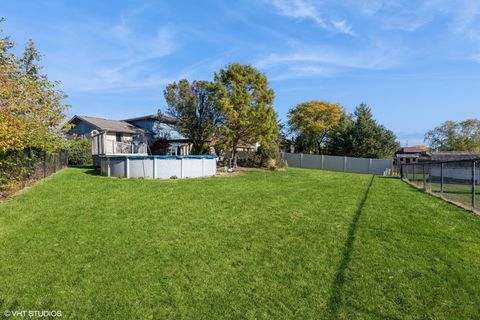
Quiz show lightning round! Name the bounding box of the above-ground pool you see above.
[100,155,217,179]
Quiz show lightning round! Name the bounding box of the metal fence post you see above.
[300,153,303,168]
[423,164,426,190]
[472,161,476,209]
[413,164,416,182]
[43,152,47,178]
[440,162,444,196]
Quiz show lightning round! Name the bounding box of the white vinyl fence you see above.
[281,152,393,175]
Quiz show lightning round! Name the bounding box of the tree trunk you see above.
[231,141,239,168]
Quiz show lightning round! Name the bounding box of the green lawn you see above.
[0,167,480,319]
[407,179,480,211]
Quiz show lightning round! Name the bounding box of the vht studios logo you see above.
[3,310,62,318]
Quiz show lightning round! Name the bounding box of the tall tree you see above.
[288,100,344,154]
[163,79,219,154]
[0,17,14,64]
[425,119,480,151]
[328,104,399,158]
[0,19,68,153]
[327,114,354,156]
[213,63,279,164]
[20,38,42,76]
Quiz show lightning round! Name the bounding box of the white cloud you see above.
[256,45,401,71]
[332,20,355,36]
[268,0,328,28]
[46,17,182,93]
[255,44,403,81]
[266,0,355,35]
[291,66,326,74]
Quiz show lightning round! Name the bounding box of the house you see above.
[123,114,191,155]
[66,115,148,153]
[66,115,150,166]
[394,146,428,165]
[66,114,193,162]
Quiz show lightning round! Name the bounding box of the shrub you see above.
[67,138,92,165]
[256,142,279,167]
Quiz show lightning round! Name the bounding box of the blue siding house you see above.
[66,114,192,156]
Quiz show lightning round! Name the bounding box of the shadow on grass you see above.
[326,175,375,319]
[83,169,100,176]
[68,165,100,176]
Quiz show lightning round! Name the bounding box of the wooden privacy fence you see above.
[281,152,393,175]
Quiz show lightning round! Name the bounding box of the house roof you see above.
[68,115,143,134]
[397,147,426,154]
[429,151,480,162]
[123,114,176,125]
[155,123,189,141]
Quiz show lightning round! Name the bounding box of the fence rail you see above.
[281,152,393,175]
[0,149,68,199]
[399,159,480,212]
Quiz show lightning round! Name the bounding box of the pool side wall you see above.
[100,156,217,179]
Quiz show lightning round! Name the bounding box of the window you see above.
[116,132,123,142]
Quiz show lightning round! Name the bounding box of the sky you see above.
[2,0,480,146]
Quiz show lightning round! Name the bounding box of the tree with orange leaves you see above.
[0,18,68,153]
[288,100,344,154]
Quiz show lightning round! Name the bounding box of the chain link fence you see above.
[398,159,480,212]
[0,149,68,199]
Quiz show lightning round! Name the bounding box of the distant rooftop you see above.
[430,151,480,161]
[397,147,427,154]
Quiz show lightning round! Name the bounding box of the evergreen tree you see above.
[20,38,42,76]
[0,17,15,64]
[327,114,353,156]
[327,103,399,159]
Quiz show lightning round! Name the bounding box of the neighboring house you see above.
[394,147,428,165]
